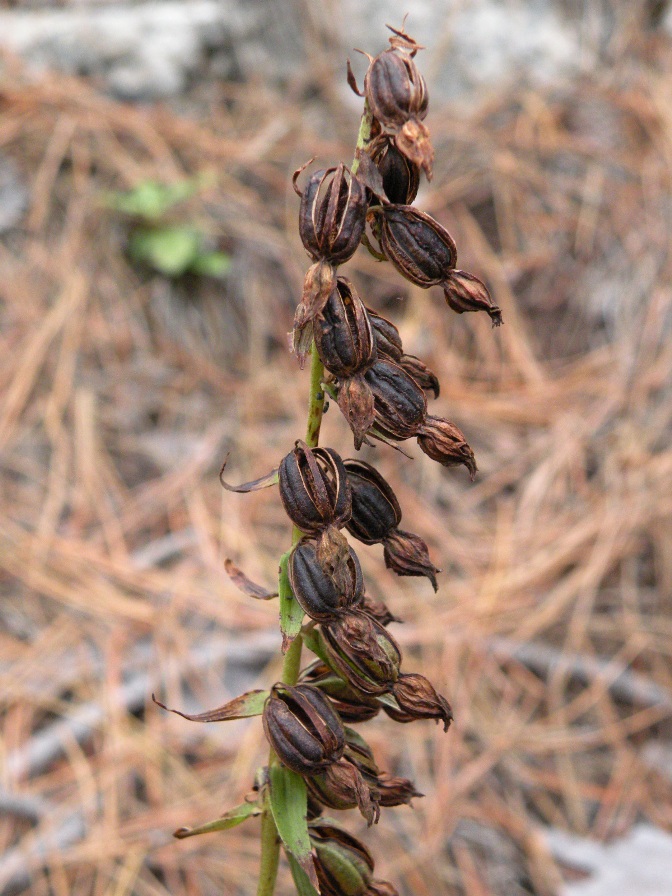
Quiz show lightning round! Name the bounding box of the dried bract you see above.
[416,415,477,479]
[293,260,338,366]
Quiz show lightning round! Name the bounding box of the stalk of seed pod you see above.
[373,204,457,287]
[262,683,346,775]
[416,414,478,479]
[343,459,440,590]
[363,358,427,441]
[289,539,363,621]
[314,278,377,448]
[320,611,402,696]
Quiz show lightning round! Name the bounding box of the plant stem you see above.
[256,101,373,896]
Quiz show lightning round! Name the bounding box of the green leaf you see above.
[173,800,260,839]
[279,551,304,653]
[268,765,318,890]
[190,250,231,278]
[104,178,201,220]
[287,853,321,896]
[153,688,269,722]
[129,226,201,277]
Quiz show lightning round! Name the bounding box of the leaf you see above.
[224,559,278,600]
[174,801,261,839]
[104,178,201,220]
[279,551,304,653]
[190,251,231,278]
[268,765,318,890]
[129,226,201,277]
[287,853,321,896]
[152,689,268,722]
[219,454,279,493]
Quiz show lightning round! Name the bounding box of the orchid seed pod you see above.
[300,660,382,723]
[443,268,503,326]
[289,539,363,621]
[364,359,427,441]
[321,611,402,696]
[314,277,376,378]
[398,354,440,399]
[373,204,457,287]
[294,162,369,265]
[416,414,478,479]
[368,134,420,204]
[364,45,428,131]
[262,683,345,776]
[375,772,424,808]
[386,672,453,731]
[366,308,404,362]
[305,757,380,825]
[278,441,351,534]
[309,820,375,896]
[383,529,440,592]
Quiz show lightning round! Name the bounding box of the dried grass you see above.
[1,13,672,896]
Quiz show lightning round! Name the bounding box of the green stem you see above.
[256,102,372,896]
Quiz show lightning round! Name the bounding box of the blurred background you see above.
[1,1,672,894]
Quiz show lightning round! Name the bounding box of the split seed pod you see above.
[262,683,345,775]
[369,135,420,204]
[278,441,351,535]
[289,539,363,621]
[321,611,402,696]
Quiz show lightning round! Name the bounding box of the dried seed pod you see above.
[383,529,440,592]
[386,672,453,731]
[342,459,402,544]
[443,269,503,327]
[278,441,351,535]
[375,772,423,808]
[374,205,457,287]
[300,660,382,723]
[314,278,376,378]
[309,820,375,896]
[294,162,368,265]
[366,308,404,362]
[306,757,380,825]
[398,354,440,399]
[364,359,427,440]
[289,539,363,621]
[321,611,402,696]
[262,683,345,775]
[364,46,428,130]
[416,415,477,479]
[369,134,420,204]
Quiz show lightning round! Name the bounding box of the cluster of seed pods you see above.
[169,25,502,896]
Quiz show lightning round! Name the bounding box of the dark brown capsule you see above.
[314,278,376,378]
[343,459,402,544]
[366,308,404,362]
[386,672,453,731]
[294,162,368,265]
[289,539,363,621]
[374,205,457,287]
[416,415,477,479]
[300,660,381,723]
[278,441,351,535]
[305,757,380,825]
[364,47,428,130]
[364,359,427,440]
[383,529,440,592]
[443,269,503,327]
[369,134,420,204]
[262,683,345,775]
[321,611,402,696]
[398,354,440,399]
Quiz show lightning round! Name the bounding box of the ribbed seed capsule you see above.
[367,309,404,362]
[305,757,380,825]
[314,278,376,378]
[364,48,428,130]
[289,539,363,621]
[417,415,477,479]
[309,820,375,896]
[262,684,345,776]
[369,135,420,204]
[342,459,401,544]
[278,441,351,534]
[443,269,503,326]
[364,359,427,440]
[321,611,402,696]
[385,672,453,731]
[294,162,368,265]
[398,354,440,399]
[300,660,381,723]
[375,772,424,808]
[374,205,457,287]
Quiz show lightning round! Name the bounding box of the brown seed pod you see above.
[416,415,477,479]
[342,459,402,544]
[309,820,375,896]
[443,269,503,326]
[314,278,376,378]
[278,441,351,534]
[289,539,363,621]
[364,359,427,440]
[383,529,440,592]
[364,47,428,131]
[368,134,420,204]
[374,205,457,287]
[294,162,369,265]
[321,611,402,696]
[305,757,380,826]
[398,354,440,399]
[300,661,382,723]
[262,683,345,775]
[386,672,453,731]
[366,308,404,361]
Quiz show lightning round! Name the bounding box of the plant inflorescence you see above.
[157,22,501,896]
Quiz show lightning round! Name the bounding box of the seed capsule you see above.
[309,821,375,896]
[383,529,440,592]
[364,359,427,440]
[294,162,368,265]
[374,205,457,287]
[398,354,440,399]
[367,309,404,362]
[416,415,477,479]
[369,135,420,204]
[314,278,376,378]
[278,441,351,534]
[364,47,428,131]
[385,672,453,731]
[306,757,380,825]
[300,660,381,723]
[321,611,402,696]
[262,683,345,775]
[375,772,424,808]
[342,459,402,544]
[289,539,363,621]
[443,269,503,326]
